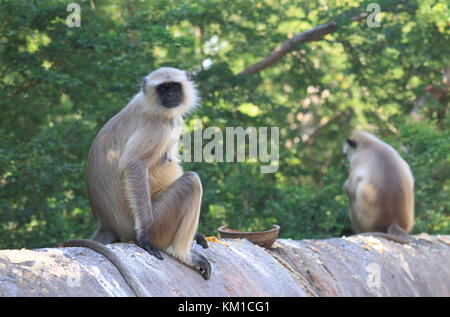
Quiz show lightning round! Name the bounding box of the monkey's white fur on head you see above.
[141,67,199,119]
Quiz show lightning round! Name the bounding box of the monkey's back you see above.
[352,143,414,233]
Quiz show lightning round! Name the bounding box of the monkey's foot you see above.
[194,233,209,249]
[193,253,211,280]
[137,239,164,260]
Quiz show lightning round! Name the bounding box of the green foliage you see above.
[1,0,449,249]
[393,123,450,233]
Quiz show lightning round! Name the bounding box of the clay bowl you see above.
[218,225,280,249]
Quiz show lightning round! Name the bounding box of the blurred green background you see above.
[0,0,449,249]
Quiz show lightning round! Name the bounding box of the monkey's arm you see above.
[59,239,150,297]
[119,132,166,260]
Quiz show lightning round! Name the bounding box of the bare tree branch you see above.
[239,13,368,75]
[0,79,42,101]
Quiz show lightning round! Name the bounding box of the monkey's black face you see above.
[347,138,358,148]
[156,82,184,108]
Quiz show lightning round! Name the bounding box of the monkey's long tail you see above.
[59,239,150,297]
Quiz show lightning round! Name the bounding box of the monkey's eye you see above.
[157,82,180,92]
[347,138,358,148]
[157,85,168,92]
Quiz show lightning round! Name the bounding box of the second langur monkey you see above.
[61,68,211,296]
[343,130,414,244]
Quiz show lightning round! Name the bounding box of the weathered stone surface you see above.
[0,239,305,297]
[271,234,450,296]
[0,234,449,297]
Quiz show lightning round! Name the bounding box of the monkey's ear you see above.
[347,138,357,148]
[186,71,193,81]
[142,77,147,93]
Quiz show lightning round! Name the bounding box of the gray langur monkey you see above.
[60,68,211,296]
[343,130,414,244]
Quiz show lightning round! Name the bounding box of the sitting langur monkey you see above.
[343,130,414,244]
[61,68,211,296]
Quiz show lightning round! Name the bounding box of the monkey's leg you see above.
[387,224,412,242]
[353,224,412,244]
[92,226,120,244]
[388,224,407,236]
[149,171,211,280]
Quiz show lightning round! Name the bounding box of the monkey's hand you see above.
[137,237,164,260]
[194,233,209,249]
[193,253,211,280]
